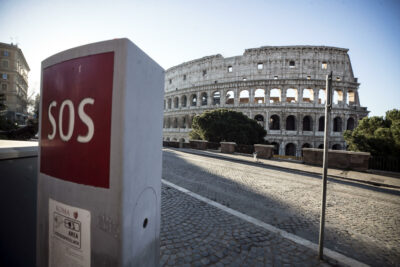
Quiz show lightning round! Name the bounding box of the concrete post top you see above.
[220,142,237,145]
[302,148,371,156]
[0,140,38,159]
[254,144,274,148]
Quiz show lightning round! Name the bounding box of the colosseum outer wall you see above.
[163,46,368,157]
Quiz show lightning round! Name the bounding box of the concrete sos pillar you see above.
[36,39,164,267]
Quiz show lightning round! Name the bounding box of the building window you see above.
[183,74,186,80]
[1,84,7,91]
[2,61,8,68]
[2,74,7,80]
[203,70,207,76]
[257,63,263,70]
[169,79,172,84]
[321,62,328,69]
[3,51,9,56]
[228,66,232,72]
[274,76,278,80]
[336,77,341,81]
[289,61,295,68]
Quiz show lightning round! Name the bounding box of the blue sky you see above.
[1,0,399,116]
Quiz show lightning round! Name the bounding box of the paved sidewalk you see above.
[163,147,400,189]
[160,183,340,267]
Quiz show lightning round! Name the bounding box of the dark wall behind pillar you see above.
[0,156,38,267]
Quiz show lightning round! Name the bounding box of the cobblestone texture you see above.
[161,184,337,266]
[162,150,400,266]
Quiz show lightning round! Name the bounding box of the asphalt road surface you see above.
[162,149,400,266]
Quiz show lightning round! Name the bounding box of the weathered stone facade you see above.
[163,46,368,156]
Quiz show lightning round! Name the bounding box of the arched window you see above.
[173,118,178,128]
[225,90,234,104]
[285,143,296,156]
[333,90,343,104]
[167,117,171,128]
[168,98,172,109]
[333,117,342,132]
[270,88,281,103]
[254,114,264,127]
[286,88,298,103]
[181,95,187,107]
[286,115,296,131]
[213,91,220,105]
[318,144,324,149]
[172,138,177,141]
[332,144,341,150]
[163,100,166,110]
[318,116,325,131]
[174,97,179,108]
[269,115,280,130]
[191,94,197,106]
[179,138,185,143]
[271,142,279,155]
[201,92,207,106]
[318,89,326,104]
[239,90,249,104]
[166,137,170,141]
[302,89,314,103]
[303,116,312,131]
[254,88,265,104]
[347,90,355,105]
[189,115,195,128]
[347,117,355,130]
[181,116,186,128]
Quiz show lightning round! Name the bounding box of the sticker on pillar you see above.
[49,198,90,267]
[40,52,114,188]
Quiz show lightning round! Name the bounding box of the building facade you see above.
[163,46,368,156]
[0,42,30,124]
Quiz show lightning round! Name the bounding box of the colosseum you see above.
[163,46,369,157]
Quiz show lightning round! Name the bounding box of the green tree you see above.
[189,109,267,145]
[344,109,400,157]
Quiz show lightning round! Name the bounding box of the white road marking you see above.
[162,179,369,267]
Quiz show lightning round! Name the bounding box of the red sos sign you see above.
[40,52,114,188]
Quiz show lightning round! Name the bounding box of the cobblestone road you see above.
[162,149,400,266]
[160,184,337,266]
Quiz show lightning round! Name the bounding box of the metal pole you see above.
[318,71,332,260]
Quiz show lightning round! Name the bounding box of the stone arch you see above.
[318,144,324,149]
[318,116,325,131]
[347,117,355,130]
[333,116,342,132]
[318,89,326,104]
[239,89,249,104]
[302,88,314,103]
[190,94,197,106]
[333,89,343,104]
[285,143,296,156]
[332,144,342,150]
[166,137,170,141]
[271,142,280,155]
[212,91,220,105]
[201,92,208,106]
[172,138,177,141]
[269,115,280,130]
[270,88,281,103]
[302,116,312,131]
[174,96,179,108]
[179,138,185,143]
[254,114,264,127]
[347,90,355,105]
[254,88,265,104]
[286,115,296,131]
[181,95,187,107]
[286,88,298,103]
[225,90,234,104]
